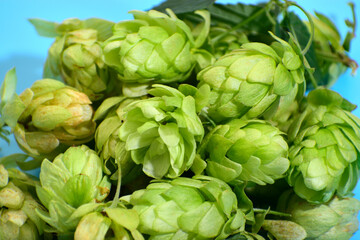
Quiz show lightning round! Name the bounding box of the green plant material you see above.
[304,11,357,88]
[261,220,307,240]
[287,88,360,203]
[35,145,111,234]
[125,175,246,239]
[152,0,215,14]
[174,1,278,45]
[30,18,119,101]
[0,69,26,148]
[0,165,45,240]
[278,190,360,240]
[61,200,143,240]
[12,78,96,164]
[119,84,204,179]
[197,32,305,123]
[206,23,249,59]
[266,83,303,134]
[73,204,144,240]
[94,96,145,184]
[102,9,211,84]
[197,119,289,186]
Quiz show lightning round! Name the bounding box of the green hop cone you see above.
[287,88,360,203]
[197,119,289,185]
[0,165,45,240]
[35,145,111,234]
[277,190,360,240]
[197,32,305,123]
[94,96,145,184]
[30,17,118,101]
[119,84,204,179]
[14,79,96,161]
[125,175,245,240]
[103,9,210,84]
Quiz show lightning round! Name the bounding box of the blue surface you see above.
[0,0,359,238]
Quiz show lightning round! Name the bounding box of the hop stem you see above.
[110,159,122,208]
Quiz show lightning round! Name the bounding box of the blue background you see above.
[0,0,359,238]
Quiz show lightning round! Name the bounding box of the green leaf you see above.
[1,94,25,130]
[152,0,215,14]
[0,153,29,169]
[0,68,17,105]
[15,157,43,171]
[28,18,60,38]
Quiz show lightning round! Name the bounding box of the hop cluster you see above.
[0,1,359,240]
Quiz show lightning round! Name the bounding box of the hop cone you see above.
[197,33,305,123]
[35,145,111,234]
[94,96,144,184]
[14,79,96,160]
[103,9,210,84]
[0,165,45,240]
[198,119,289,185]
[277,190,360,240]
[287,88,360,203]
[126,176,245,240]
[119,84,204,179]
[31,18,118,101]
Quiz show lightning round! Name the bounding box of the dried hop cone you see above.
[287,88,360,203]
[197,32,305,123]
[119,84,204,179]
[197,119,289,185]
[103,9,210,84]
[125,176,245,240]
[14,79,96,160]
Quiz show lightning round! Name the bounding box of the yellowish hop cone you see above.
[14,78,96,161]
